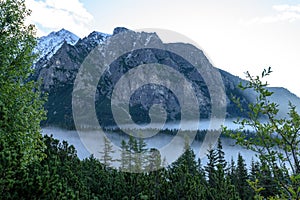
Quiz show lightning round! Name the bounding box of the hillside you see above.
[31,27,300,129]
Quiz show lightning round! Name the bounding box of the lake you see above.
[42,119,258,169]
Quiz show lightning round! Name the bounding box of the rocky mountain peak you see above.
[113,27,129,35]
[49,28,78,40]
[81,31,110,45]
[31,28,300,129]
[33,29,79,64]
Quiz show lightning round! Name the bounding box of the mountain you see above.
[32,28,300,129]
[33,29,79,65]
[268,87,300,118]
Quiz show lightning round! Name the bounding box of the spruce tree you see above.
[257,158,280,198]
[215,138,227,191]
[99,136,115,167]
[249,159,260,181]
[223,68,300,198]
[168,141,204,199]
[205,147,217,188]
[146,148,162,172]
[134,136,148,172]
[228,157,237,182]
[120,139,130,171]
[236,153,252,200]
[216,138,227,169]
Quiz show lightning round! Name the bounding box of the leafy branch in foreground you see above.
[223,67,300,199]
[0,0,46,196]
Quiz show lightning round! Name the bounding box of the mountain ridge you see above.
[33,29,79,63]
[32,27,300,129]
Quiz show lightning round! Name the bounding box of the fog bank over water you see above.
[110,118,249,131]
[42,120,257,167]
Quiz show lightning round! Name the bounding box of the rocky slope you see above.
[32,29,79,69]
[32,28,300,129]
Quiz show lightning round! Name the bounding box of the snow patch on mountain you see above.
[33,29,79,63]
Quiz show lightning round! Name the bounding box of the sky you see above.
[25,0,300,97]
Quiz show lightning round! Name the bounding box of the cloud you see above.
[25,0,94,37]
[244,4,300,25]
[273,4,300,13]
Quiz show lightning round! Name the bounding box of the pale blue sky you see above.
[26,0,300,97]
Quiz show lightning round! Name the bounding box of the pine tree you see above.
[120,136,148,172]
[168,141,205,199]
[236,153,252,200]
[257,158,280,198]
[205,140,240,200]
[228,157,237,182]
[146,148,162,172]
[216,138,227,169]
[120,139,130,171]
[205,146,217,188]
[128,136,136,171]
[249,159,260,181]
[134,136,148,172]
[215,138,227,191]
[223,68,300,198]
[99,136,115,167]
[197,158,207,183]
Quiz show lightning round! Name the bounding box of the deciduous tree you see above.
[0,0,46,196]
[224,67,300,199]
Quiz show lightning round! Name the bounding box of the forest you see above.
[1,0,299,199]
[0,133,284,200]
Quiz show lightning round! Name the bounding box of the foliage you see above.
[0,0,46,196]
[99,136,115,167]
[7,130,300,199]
[120,135,162,173]
[1,1,298,198]
[223,67,300,199]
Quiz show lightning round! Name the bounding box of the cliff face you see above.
[33,28,297,129]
